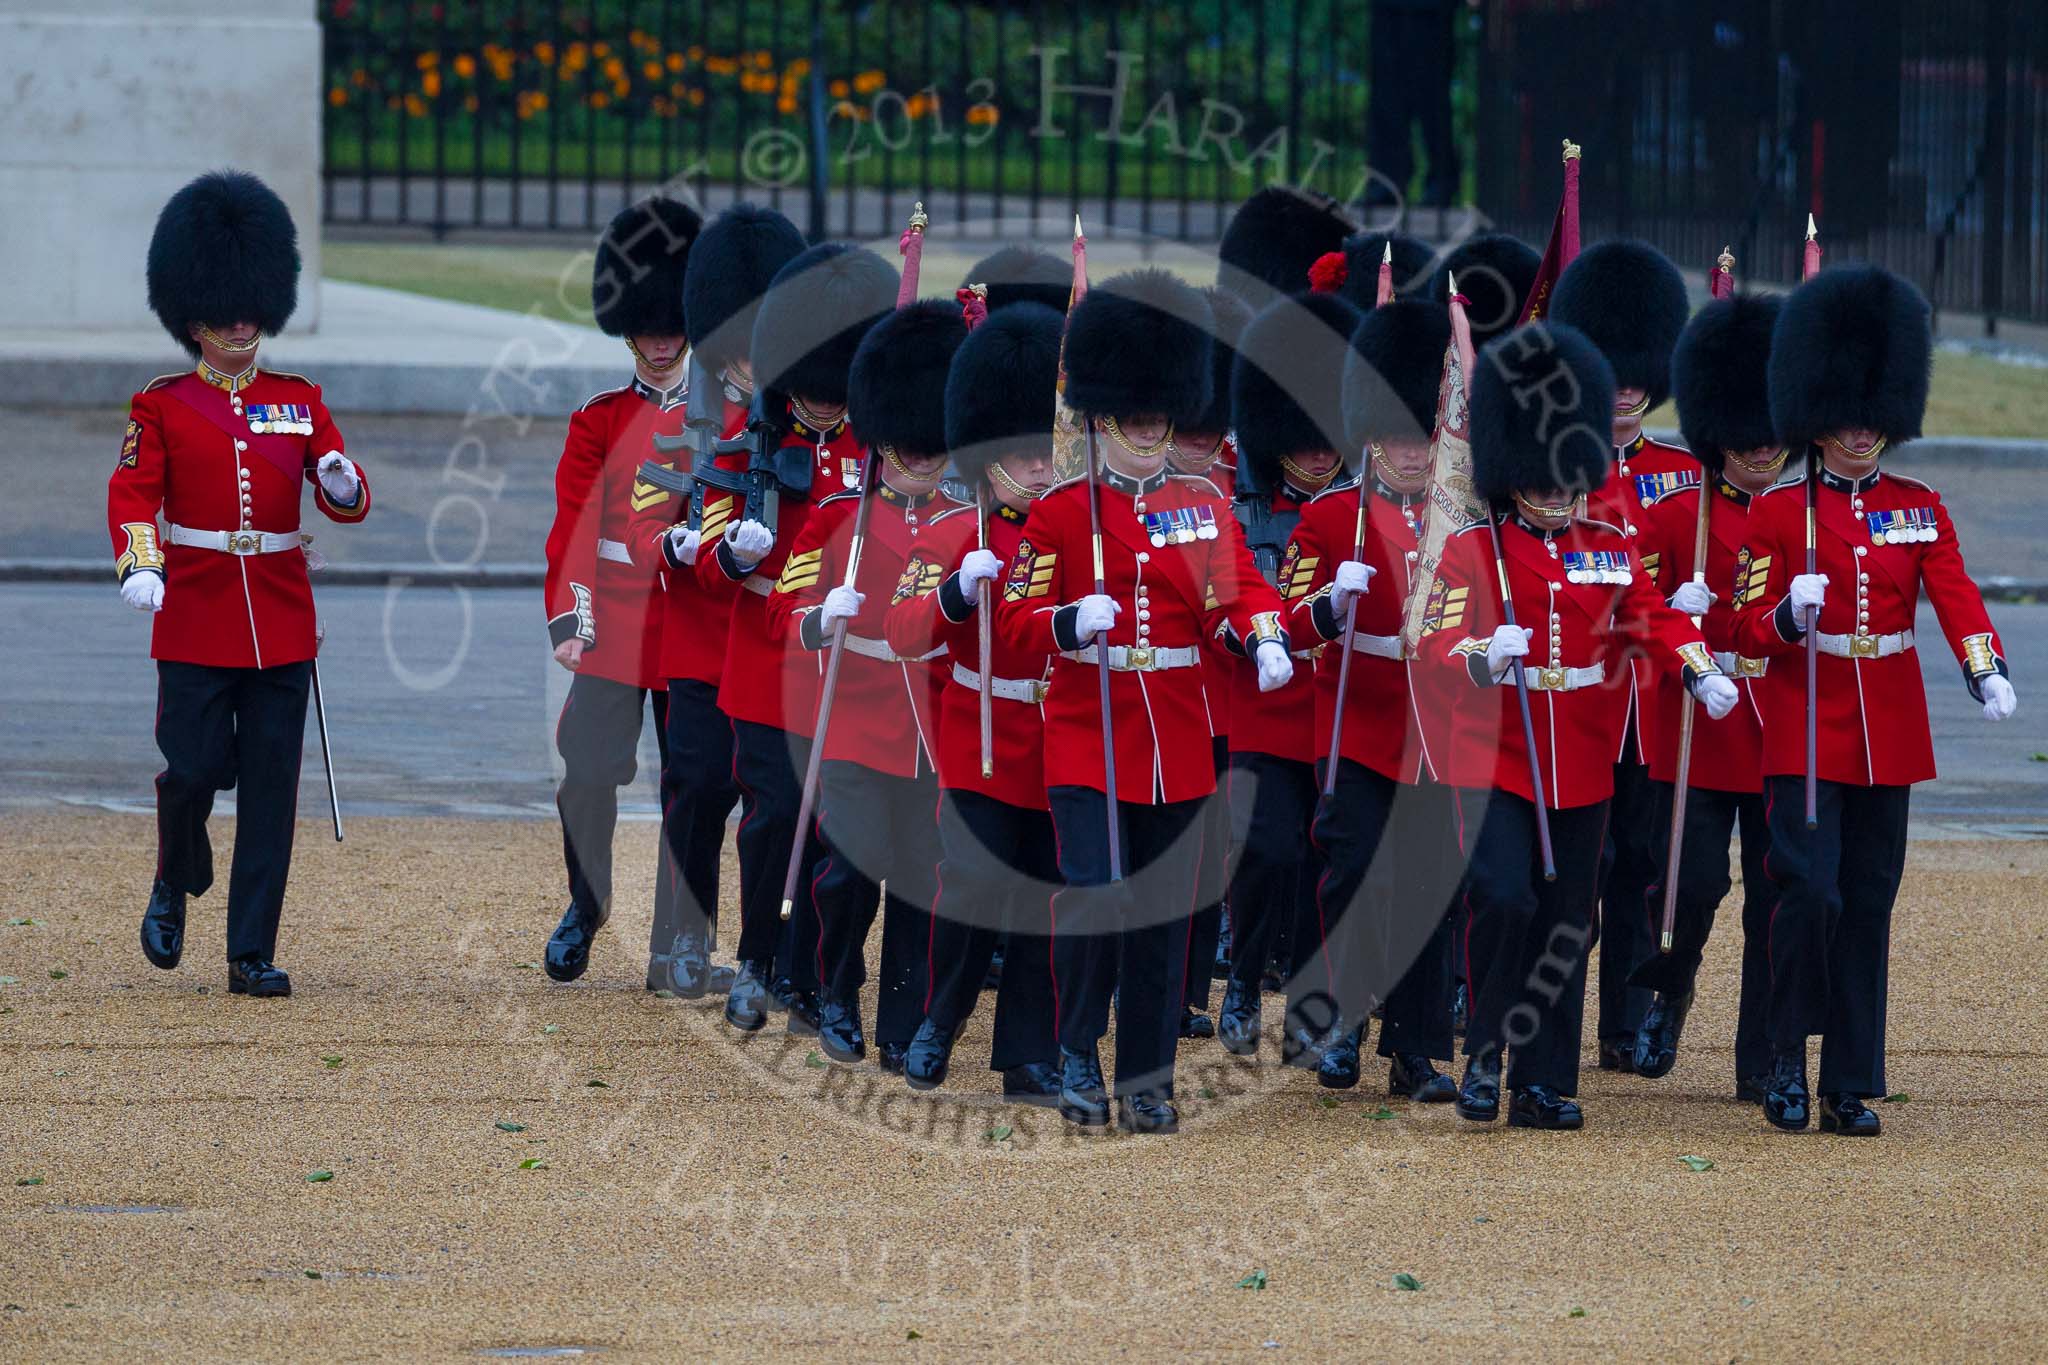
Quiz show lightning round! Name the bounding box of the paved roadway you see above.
[3,583,2042,835]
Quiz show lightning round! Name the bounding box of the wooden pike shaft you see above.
[1486,514,1555,880]
[1804,447,1819,829]
[1083,422,1122,883]
[1659,486,1713,952]
[977,490,995,780]
[1320,474,1373,799]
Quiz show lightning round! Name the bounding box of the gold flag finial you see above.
[1562,138,1582,163]
[1806,212,1818,240]
[908,201,929,234]
[1717,245,1735,272]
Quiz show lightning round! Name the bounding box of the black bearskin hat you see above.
[1231,290,1364,488]
[590,195,701,338]
[1189,287,1252,435]
[146,170,301,356]
[1548,239,1688,407]
[847,299,968,456]
[945,302,1064,483]
[1217,186,1357,309]
[1769,265,1932,448]
[1471,322,1616,509]
[683,202,806,370]
[1431,233,1541,349]
[1062,269,1214,426]
[963,245,1072,314]
[1672,293,1783,474]
[1343,298,1451,462]
[750,242,900,407]
[1334,229,1437,313]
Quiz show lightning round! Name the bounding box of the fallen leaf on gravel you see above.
[906,1330,922,1340]
[984,1125,1013,1143]
[320,1055,344,1069]
[1392,1273,1422,1291]
[541,1024,559,1036]
[513,962,539,969]
[1882,1092,1910,1103]
[1316,1095,1338,1110]
[6,918,35,926]
[1473,1215,1490,1224]
[518,1158,548,1170]
[585,1079,610,1088]
[303,1270,322,1279]
[495,1121,527,1133]
[1368,1106,1395,1120]
[1237,1270,1267,1291]
[48,970,67,981]
[653,989,676,999]
[1199,1087,1216,1100]
[1569,1307,1586,1318]
[1679,1155,1715,1172]
[306,1170,334,1183]
[2028,752,2047,762]
[16,1177,44,1187]
[804,1051,828,1069]
[0,978,19,986]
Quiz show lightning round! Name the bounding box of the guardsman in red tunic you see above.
[1550,239,1697,1070]
[709,240,896,1034]
[1286,298,1461,1101]
[1174,285,1250,1038]
[114,171,372,997]
[883,301,1066,1101]
[1628,292,1785,1091]
[1214,288,1360,1064]
[996,271,1294,1134]
[1432,322,1737,1131]
[1216,184,1356,313]
[1733,266,2015,1136]
[765,298,967,1072]
[539,197,703,984]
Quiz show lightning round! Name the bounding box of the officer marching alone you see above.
[112,170,372,998]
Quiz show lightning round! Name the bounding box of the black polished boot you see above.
[723,960,772,1032]
[1450,981,1468,1036]
[1316,1026,1362,1090]
[904,1018,955,1090]
[1217,978,1261,1056]
[1212,911,1233,980]
[1762,1046,1811,1132]
[1058,1046,1111,1128]
[227,957,291,998]
[817,995,865,1063]
[1116,1090,1180,1135]
[1179,1005,1215,1040]
[877,1042,909,1075]
[1632,990,1693,1079]
[1280,1018,1327,1071]
[1819,1093,1881,1137]
[544,901,605,983]
[140,878,186,970]
[767,974,796,1013]
[784,987,822,1037]
[1389,1053,1458,1103]
[1002,1061,1061,1107]
[1596,1037,1637,1074]
[1735,1075,1767,1105]
[667,931,713,997]
[1456,1052,1502,1123]
[1508,1084,1584,1130]
[981,945,1005,992]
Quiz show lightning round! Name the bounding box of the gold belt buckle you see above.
[231,531,260,555]
[1738,656,1766,677]
[1849,633,1878,658]
[1537,666,1566,691]
[1029,680,1050,703]
[1123,645,1154,671]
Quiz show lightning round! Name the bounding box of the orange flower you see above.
[603,56,625,81]
[589,91,611,109]
[643,60,662,81]
[453,53,476,78]
[687,44,703,61]
[752,49,773,68]
[966,105,999,126]
[534,40,555,64]
[687,88,705,107]
[904,92,929,118]
[786,57,812,79]
[776,94,798,115]
[404,93,427,117]
[327,87,348,107]
[351,67,369,87]
[828,78,848,98]
[415,51,438,70]
[422,70,442,98]
[853,69,885,94]
[593,41,611,58]
[705,55,736,75]
[666,52,684,73]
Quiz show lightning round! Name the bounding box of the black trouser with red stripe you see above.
[1597,752,1658,1044]
[925,789,1059,1072]
[1302,761,1458,1061]
[814,760,940,1048]
[1639,782,1773,1087]
[1223,751,1319,999]
[1047,788,1201,1097]
[1183,735,1233,1010]
[657,678,738,956]
[730,719,824,990]
[1461,791,1608,1093]
[1761,777,1908,1099]
[154,659,312,964]
[555,672,671,925]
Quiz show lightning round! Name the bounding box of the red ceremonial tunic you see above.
[995,468,1287,806]
[1228,484,1320,766]
[542,376,683,689]
[765,480,968,779]
[1588,434,1702,762]
[623,388,750,686]
[1183,444,1238,749]
[1286,478,1448,784]
[1636,476,1768,793]
[1729,467,2005,788]
[107,366,371,670]
[1422,514,1718,809]
[882,501,1051,810]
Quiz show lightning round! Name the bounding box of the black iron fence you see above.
[318,0,1472,242]
[1474,0,2048,329]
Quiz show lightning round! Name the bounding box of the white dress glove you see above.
[1074,594,1120,640]
[1255,640,1295,693]
[1694,673,1739,720]
[726,518,775,567]
[1485,624,1533,680]
[667,525,702,566]
[820,585,865,627]
[120,571,164,613]
[1788,573,1828,616]
[958,548,1003,589]
[1981,674,2017,722]
[1670,580,1714,617]
[316,452,361,504]
[1329,560,1377,615]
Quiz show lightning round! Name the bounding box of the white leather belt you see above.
[743,576,773,597]
[167,524,299,555]
[1816,628,1914,659]
[1061,643,1201,671]
[952,662,1049,703]
[843,633,945,664]
[1497,661,1606,692]
[597,537,632,564]
[1712,649,1770,677]
[1346,631,1404,660]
